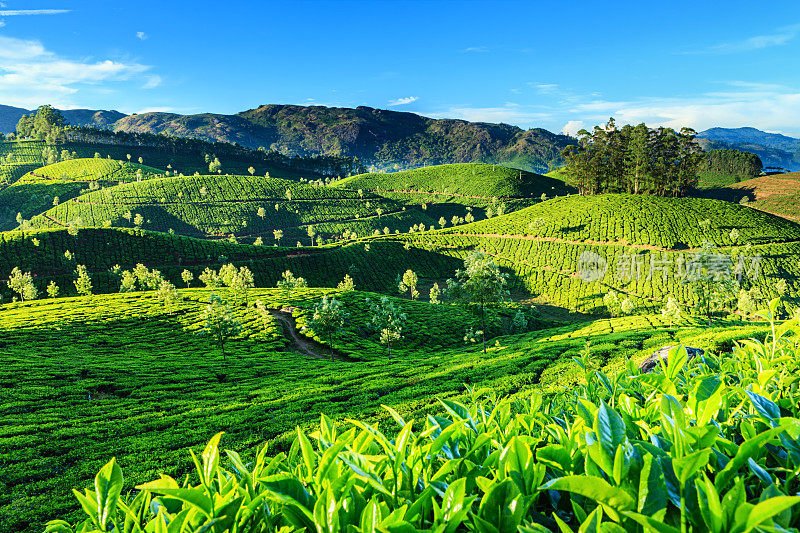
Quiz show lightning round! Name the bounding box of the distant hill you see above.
[113,105,573,172]
[698,127,800,171]
[2,104,574,171]
[0,105,127,133]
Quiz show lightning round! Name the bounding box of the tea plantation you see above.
[2,152,800,532]
[0,288,775,531]
[333,163,575,201]
[0,159,165,230]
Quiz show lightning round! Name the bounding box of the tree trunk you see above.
[481,303,486,354]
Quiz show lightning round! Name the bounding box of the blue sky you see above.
[1,0,800,135]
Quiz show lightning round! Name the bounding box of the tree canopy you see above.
[561,118,702,197]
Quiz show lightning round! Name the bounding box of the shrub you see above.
[50,303,800,532]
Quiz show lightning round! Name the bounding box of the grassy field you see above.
[0,288,770,532]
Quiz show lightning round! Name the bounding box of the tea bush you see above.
[46,300,800,532]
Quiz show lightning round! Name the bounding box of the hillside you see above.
[0,158,165,230]
[379,194,800,312]
[112,104,573,171]
[25,174,440,243]
[446,194,800,248]
[0,227,460,301]
[699,171,800,222]
[0,287,770,531]
[333,162,574,199]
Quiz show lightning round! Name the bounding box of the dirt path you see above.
[269,307,352,361]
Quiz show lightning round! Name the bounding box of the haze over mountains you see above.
[2,103,799,171]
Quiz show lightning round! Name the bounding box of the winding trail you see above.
[269,306,353,361]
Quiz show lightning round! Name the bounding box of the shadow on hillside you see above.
[133,205,206,237]
[693,186,756,204]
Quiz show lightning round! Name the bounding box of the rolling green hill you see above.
[445,194,800,248]
[333,162,574,200]
[0,227,459,301]
[25,174,440,243]
[0,158,165,230]
[0,139,46,187]
[377,194,800,313]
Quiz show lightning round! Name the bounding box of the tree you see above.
[398,269,419,300]
[230,266,254,305]
[603,292,622,317]
[257,206,266,219]
[661,296,682,327]
[308,296,347,359]
[439,217,447,229]
[370,296,406,357]
[156,280,180,314]
[199,267,221,288]
[120,270,137,292]
[74,264,92,297]
[133,213,144,228]
[561,118,701,197]
[273,229,283,246]
[46,281,59,298]
[511,309,528,332]
[307,225,316,246]
[7,267,37,301]
[620,297,636,316]
[683,241,737,325]
[429,282,441,304]
[446,250,509,353]
[277,270,307,293]
[198,294,241,361]
[181,269,194,288]
[253,236,263,246]
[208,157,222,173]
[337,274,355,292]
[248,166,255,175]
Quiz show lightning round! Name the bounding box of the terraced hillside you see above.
[26,174,441,243]
[0,139,46,187]
[0,158,164,230]
[379,194,800,313]
[0,228,459,300]
[334,162,574,201]
[0,287,769,531]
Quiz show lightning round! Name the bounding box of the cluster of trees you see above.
[562,118,702,197]
[15,105,68,143]
[65,127,366,178]
[699,148,763,181]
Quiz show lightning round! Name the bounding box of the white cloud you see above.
[388,96,418,106]
[135,107,175,114]
[0,19,5,27]
[567,82,800,136]
[529,82,558,94]
[136,31,147,40]
[142,75,161,89]
[0,35,152,109]
[0,9,70,16]
[436,105,550,125]
[561,120,584,136]
[464,46,489,53]
[701,23,800,53]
